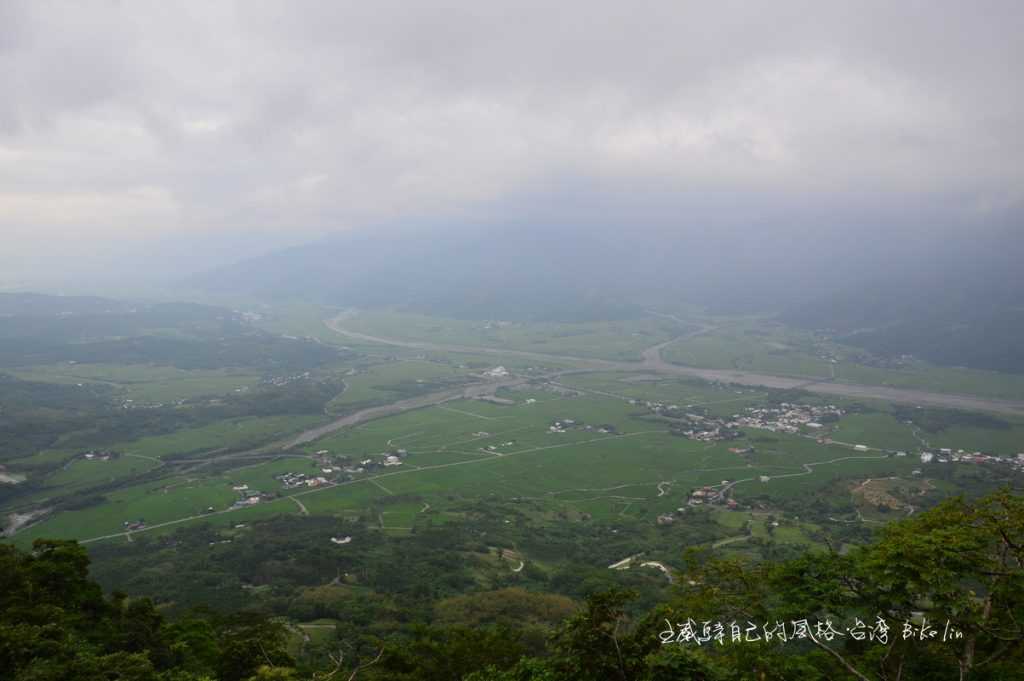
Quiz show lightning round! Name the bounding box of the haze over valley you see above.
[2,3,1023,680]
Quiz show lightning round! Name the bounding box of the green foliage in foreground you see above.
[0,540,293,681]
[467,491,1024,681]
[3,491,1023,680]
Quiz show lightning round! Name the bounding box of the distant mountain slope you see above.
[0,292,134,317]
[192,216,1024,372]
[189,218,905,321]
[191,224,650,321]
[0,293,339,370]
[783,232,1024,373]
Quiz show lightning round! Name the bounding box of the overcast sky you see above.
[1,1,1022,289]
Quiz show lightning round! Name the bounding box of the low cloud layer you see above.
[1,1,1021,287]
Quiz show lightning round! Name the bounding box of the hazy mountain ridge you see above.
[190,224,652,321]
[783,231,1024,373]
[0,293,339,370]
[188,215,902,320]
[192,219,1024,373]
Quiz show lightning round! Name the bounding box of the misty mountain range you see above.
[783,240,1024,373]
[191,219,1024,373]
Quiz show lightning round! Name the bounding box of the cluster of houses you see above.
[916,448,1024,472]
[0,466,25,486]
[541,383,583,397]
[80,450,119,462]
[262,371,313,388]
[686,483,739,509]
[548,419,577,434]
[732,403,844,434]
[847,351,914,370]
[653,483,741,525]
[230,484,275,508]
[357,450,408,470]
[815,349,840,364]
[654,407,744,442]
[628,398,681,413]
[480,320,516,331]
[274,472,333,490]
[286,448,411,484]
[630,398,745,442]
[237,310,264,323]
[671,417,743,443]
[119,398,167,410]
[548,419,618,435]
[477,395,515,405]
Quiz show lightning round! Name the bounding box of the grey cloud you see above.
[0,1,1021,288]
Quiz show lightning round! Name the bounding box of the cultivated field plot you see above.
[284,387,932,528]
[663,318,1024,401]
[924,419,1024,457]
[336,311,682,361]
[663,319,834,378]
[827,413,920,451]
[326,359,475,411]
[708,508,828,552]
[422,350,582,374]
[10,363,264,403]
[15,476,239,545]
[553,372,769,417]
[4,414,327,515]
[12,364,1019,548]
[112,415,328,460]
[266,304,1024,403]
[44,456,163,492]
[252,303,352,346]
[833,361,1024,402]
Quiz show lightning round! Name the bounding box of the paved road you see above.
[156,315,1024,480]
[327,317,1024,416]
[712,534,752,549]
[281,376,530,449]
[79,428,663,544]
[167,374,540,476]
[50,317,1024,545]
[325,317,620,365]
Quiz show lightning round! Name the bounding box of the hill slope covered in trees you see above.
[3,491,1022,680]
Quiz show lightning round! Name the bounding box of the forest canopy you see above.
[2,491,1022,680]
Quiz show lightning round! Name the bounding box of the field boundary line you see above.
[368,478,394,495]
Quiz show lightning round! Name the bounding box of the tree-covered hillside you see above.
[3,491,1022,680]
